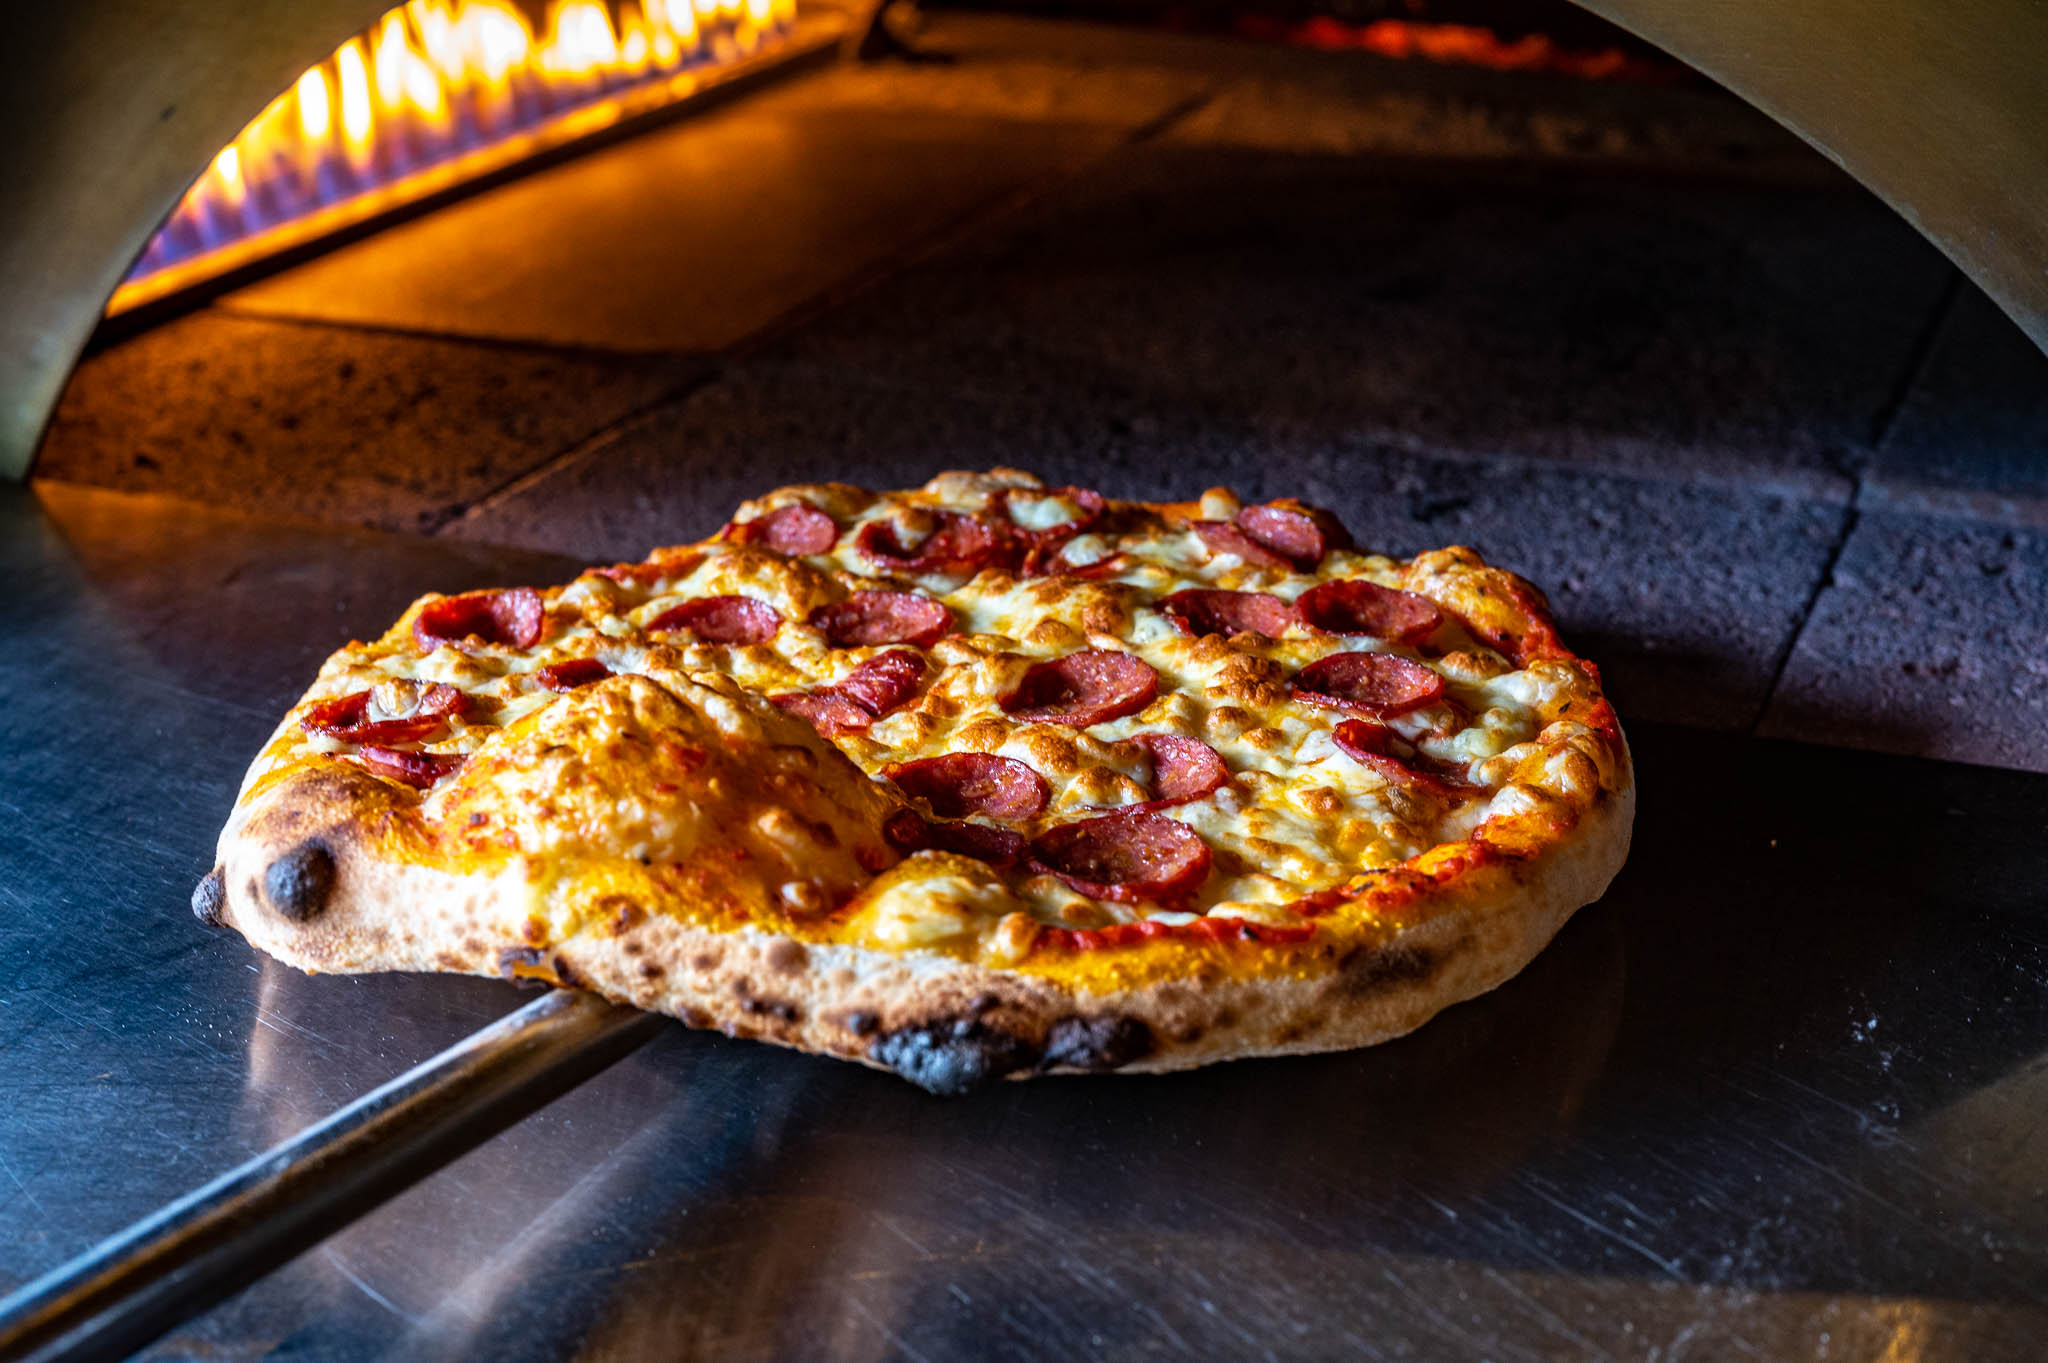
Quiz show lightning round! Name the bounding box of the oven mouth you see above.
[104,0,836,332]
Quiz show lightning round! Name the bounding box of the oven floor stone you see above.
[1861,286,2048,530]
[33,312,703,534]
[448,360,1845,731]
[765,140,1948,502]
[1758,512,2048,772]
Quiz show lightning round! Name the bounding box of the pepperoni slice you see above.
[994,485,1108,574]
[1001,650,1158,728]
[1235,501,1352,571]
[773,651,926,737]
[883,809,1028,867]
[535,658,613,691]
[886,753,1050,820]
[1296,579,1442,645]
[1159,588,1299,640]
[770,691,877,738]
[1293,651,1445,718]
[356,746,465,790]
[730,502,839,556]
[413,587,544,653]
[413,683,469,718]
[1193,520,1292,570]
[834,649,927,718]
[302,690,372,735]
[1330,718,1394,761]
[1333,721,1470,798]
[1134,733,1228,806]
[1029,811,1212,904]
[808,591,952,649]
[304,684,467,744]
[856,512,1012,576]
[994,485,1105,541]
[646,595,782,645]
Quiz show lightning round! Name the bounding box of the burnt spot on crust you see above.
[600,895,645,936]
[1041,1015,1154,1072]
[870,1020,1036,1096]
[263,842,334,922]
[740,996,802,1024]
[764,938,808,975]
[691,951,721,972]
[1330,943,1440,1001]
[191,867,227,928]
[842,1010,879,1037]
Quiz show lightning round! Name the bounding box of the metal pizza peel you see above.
[0,990,664,1363]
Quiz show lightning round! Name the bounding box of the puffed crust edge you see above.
[208,752,1633,1095]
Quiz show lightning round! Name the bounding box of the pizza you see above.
[195,469,1633,1094]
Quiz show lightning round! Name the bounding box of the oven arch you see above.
[4,0,2045,477]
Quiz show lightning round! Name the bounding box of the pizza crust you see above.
[211,742,1630,1094]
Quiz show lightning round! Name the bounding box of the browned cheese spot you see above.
[1081,595,1130,637]
[1204,705,1254,740]
[1021,728,1082,777]
[1299,786,1343,817]
[1207,655,1285,707]
[1025,618,1081,650]
[953,717,1010,752]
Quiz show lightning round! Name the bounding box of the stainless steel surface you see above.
[0,990,663,1363]
[6,478,2048,1358]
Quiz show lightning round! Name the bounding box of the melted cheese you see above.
[245,469,1623,976]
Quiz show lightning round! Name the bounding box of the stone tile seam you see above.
[432,369,727,536]
[1749,500,1859,736]
[1865,266,1966,457]
[1748,266,1967,731]
[714,81,1228,371]
[200,300,718,365]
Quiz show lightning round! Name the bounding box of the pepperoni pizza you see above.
[198,470,1633,1094]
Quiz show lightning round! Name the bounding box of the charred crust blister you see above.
[263,842,335,922]
[1041,1014,1154,1073]
[191,867,227,928]
[1331,944,1438,1000]
[870,1020,1037,1096]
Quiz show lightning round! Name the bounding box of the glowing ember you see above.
[1236,16,1671,83]
[116,0,798,307]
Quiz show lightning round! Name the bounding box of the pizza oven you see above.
[5,1,2048,1360]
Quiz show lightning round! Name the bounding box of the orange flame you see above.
[124,0,797,290]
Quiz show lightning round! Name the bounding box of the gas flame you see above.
[119,0,797,301]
